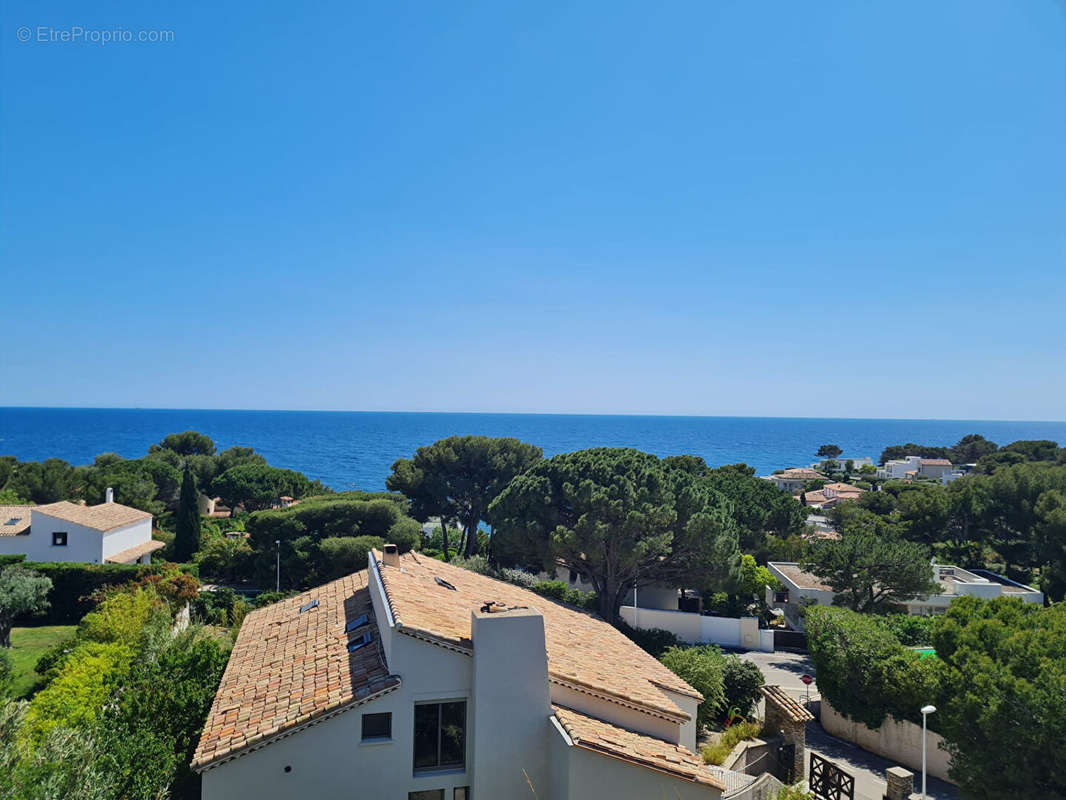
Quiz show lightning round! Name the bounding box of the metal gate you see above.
[809,753,854,800]
[773,629,808,651]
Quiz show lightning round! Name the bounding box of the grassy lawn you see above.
[7,625,77,699]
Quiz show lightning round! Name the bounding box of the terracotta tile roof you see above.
[919,459,952,466]
[553,705,724,789]
[376,551,701,720]
[760,685,814,723]
[777,468,824,479]
[34,500,152,532]
[104,539,166,564]
[192,571,398,771]
[0,506,32,537]
[823,483,863,493]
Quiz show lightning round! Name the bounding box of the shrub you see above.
[617,621,681,658]
[875,613,935,646]
[721,655,764,717]
[660,645,726,730]
[195,535,254,583]
[0,648,13,698]
[253,590,291,608]
[701,719,763,765]
[0,554,26,567]
[776,785,814,800]
[498,568,538,588]
[316,536,385,582]
[451,555,493,575]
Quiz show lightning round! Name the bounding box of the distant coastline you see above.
[3,407,1066,492]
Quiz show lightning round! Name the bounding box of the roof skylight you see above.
[347,632,372,652]
[435,577,457,591]
[299,599,319,613]
[344,614,369,634]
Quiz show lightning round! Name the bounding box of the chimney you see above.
[382,543,399,567]
[105,487,114,504]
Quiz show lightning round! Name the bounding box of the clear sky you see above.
[2,1,1064,419]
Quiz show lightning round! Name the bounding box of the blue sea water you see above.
[2,408,1066,492]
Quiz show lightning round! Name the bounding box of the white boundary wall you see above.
[620,606,774,652]
[820,699,954,784]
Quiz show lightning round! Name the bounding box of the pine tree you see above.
[174,465,201,562]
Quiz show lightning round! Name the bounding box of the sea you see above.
[2,408,1066,492]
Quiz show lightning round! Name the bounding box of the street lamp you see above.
[275,540,281,593]
[920,704,936,799]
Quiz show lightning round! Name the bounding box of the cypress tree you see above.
[174,465,201,562]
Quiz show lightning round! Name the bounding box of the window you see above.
[454,788,470,800]
[408,792,444,800]
[414,701,466,771]
[361,712,391,741]
[52,531,67,547]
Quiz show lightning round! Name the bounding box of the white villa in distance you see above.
[767,561,1043,628]
[0,488,162,564]
[193,546,728,800]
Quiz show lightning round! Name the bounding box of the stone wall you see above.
[819,700,954,784]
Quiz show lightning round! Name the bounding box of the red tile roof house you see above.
[192,547,726,800]
[0,489,162,564]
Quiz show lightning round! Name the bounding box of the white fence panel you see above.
[619,606,773,652]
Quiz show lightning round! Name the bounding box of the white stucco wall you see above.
[100,519,153,561]
[820,699,953,784]
[550,682,681,744]
[619,606,774,652]
[565,734,721,800]
[24,512,104,562]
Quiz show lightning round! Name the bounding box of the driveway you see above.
[737,651,959,800]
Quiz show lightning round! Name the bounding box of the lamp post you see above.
[275,540,281,593]
[920,704,936,799]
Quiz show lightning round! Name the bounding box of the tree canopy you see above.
[816,444,842,459]
[0,567,52,647]
[802,533,938,612]
[386,435,543,558]
[173,467,200,563]
[489,448,740,623]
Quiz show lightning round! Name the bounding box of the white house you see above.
[762,468,825,493]
[193,547,725,800]
[0,491,161,564]
[810,456,874,472]
[766,561,1043,628]
[876,456,923,480]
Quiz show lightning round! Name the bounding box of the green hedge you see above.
[13,561,198,624]
[0,555,27,567]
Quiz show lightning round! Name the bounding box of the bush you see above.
[316,536,385,582]
[195,535,253,583]
[660,645,726,730]
[451,555,493,575]
[529,580,597,611]
[498,568,538,588]
[15,562,196,624]
[0,554,26,567]
[617,621,681,658]
[252,590,292,608]
[0,648,13,698]
[721,655,764,717]
[875,613,935,646]
[701,719,763,765]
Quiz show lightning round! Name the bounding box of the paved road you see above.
[738,650,959,800]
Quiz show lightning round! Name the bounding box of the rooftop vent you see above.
[435,576,457,591]
[344,614,369,633]
[347,631,372,652]
[4,518,20,526]
[299,599,319,613]
[105,487,114,503]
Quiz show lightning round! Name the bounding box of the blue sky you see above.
[3,1,1064,419]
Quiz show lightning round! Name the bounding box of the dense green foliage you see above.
[0,567,52,647]
[720,654,765,717]
[2,579,232,800]
[0,431,319,520]
[242,492,420,588]
[701,719,763,765]
[211,463,318,512]
[802,533,938,612]
[491,448,740,622]
[660,645,727,730]
[387,435,543,558]
[932,597,1066,799]
[807,599,1066,799]
[174,466,201,562]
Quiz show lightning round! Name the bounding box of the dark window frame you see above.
[361,711,392,741]
[52,531,68,547]
[413,700,467,773]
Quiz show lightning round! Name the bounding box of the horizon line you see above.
[2,405,1065,425]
